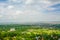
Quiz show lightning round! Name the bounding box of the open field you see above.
[0,24,60,40]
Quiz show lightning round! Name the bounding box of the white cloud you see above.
[11,0,17,2]
[25,0,33,4]
[9,0,23,3]
[48,0,60,3]
[40,0,51,4]
[7,5,14,9]
[15,10,23,15]
[9,0,18,2]
[0,15,3,18]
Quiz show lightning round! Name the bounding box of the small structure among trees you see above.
[10,28,16,31]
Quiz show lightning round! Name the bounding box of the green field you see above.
[0,24,60,40]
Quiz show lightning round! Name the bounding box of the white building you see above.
[10,28,16,31]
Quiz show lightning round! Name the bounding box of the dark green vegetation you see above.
[0,24,60,40]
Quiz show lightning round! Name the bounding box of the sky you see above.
[0,0,60,23]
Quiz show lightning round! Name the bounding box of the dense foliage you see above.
[0,24,60,40]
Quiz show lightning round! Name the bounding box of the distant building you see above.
[10,28,16,31]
